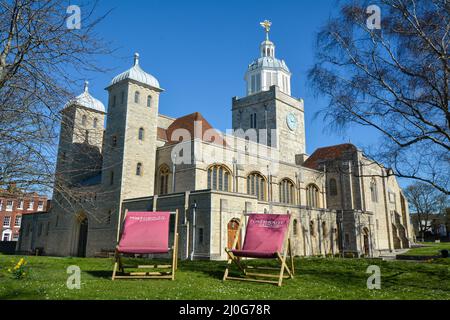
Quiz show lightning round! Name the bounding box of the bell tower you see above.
[102,53,163,202]
[232,21,305,164]
[55,81,106,186]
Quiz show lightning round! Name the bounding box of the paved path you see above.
[380,249,409,261]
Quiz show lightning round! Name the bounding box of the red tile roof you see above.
[157,127,168,141]
[303,143,357,170]
[164,112,227,146]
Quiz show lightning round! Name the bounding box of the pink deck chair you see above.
[223,213,294,286]
[112,210,179,280]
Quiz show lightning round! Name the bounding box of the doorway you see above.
[77,216,88,257]
[227,219,242,249]
[2,230,11,242]
[363,227,370,257]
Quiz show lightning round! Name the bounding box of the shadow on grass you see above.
[177,260,226,279]
[72,257,450,294]
[85,270,112,279]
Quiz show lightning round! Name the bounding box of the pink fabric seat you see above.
[117,211,171,254]
[231,214,290,259]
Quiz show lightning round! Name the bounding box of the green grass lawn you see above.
[0,254,449,300]
[403,242,450,256]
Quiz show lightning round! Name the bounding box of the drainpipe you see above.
[339,210,344,257]
[368,215,374,257]
[267,165,273,213]
[264,106,268,146]
[318,211,323,255]
[232,157,237,193]
[190,201,197,261]
[172,154,177,193]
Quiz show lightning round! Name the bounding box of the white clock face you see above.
[286,113,298,131]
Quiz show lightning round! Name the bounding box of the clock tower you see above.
[232,21,305,165]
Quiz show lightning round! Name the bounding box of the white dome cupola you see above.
[65,81,106,113]
[245,20,291,96]
[260,39,275,58]
[110,53,162,90]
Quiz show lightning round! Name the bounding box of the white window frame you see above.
[17,199,24,210]
[28,200,34,210]
[14,215,21,227]
[37,201,44,211]
[3,216,11,227]
[6,200,13,211]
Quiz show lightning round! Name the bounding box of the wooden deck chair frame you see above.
[223,213,295,287]
[112,209,179,281]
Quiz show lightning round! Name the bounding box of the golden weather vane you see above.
[260,20,272,40]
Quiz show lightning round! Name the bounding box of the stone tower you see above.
[55,81,106,187]
[102,53,163,204]
[232,22,305,165]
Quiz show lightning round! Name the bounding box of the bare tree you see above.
[308,0,450,194]
[404,182,448,241]
[0,0,112,220]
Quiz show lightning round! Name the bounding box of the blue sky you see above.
[82,0,380,159]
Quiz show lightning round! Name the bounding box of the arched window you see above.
[293,219,298,236]
[322,221,328,238]
[106,210,112,224]
[370,179,378,202]
[138,127,144,140]
[136,162,142,176]
[112,95,116,108]
[147,95,152,108]
[329,178,337,196]
[306,184,320,208]
[134,91,140,104]
[93,118,98,128]
[207,164,231,191]
[246,172,266,201]
[81,115,87,126]
[159,165,170,195]
[309,221,315,237]
[279,178,295,204]
[112,135,117,147]
[84,130,89,142]
[250,113,257,128]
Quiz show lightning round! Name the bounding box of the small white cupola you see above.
[260,40,275,58]
[65,81,106,113]
[109,53,162,91]
[245,20,291,96]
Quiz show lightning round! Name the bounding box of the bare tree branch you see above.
[308,0,450,194]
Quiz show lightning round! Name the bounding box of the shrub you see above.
[8,258,28,280]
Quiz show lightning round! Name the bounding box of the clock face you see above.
[286,113,298,131]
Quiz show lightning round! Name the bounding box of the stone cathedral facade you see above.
[18,25,413,259]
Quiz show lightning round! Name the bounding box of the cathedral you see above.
[17,23,413,259]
